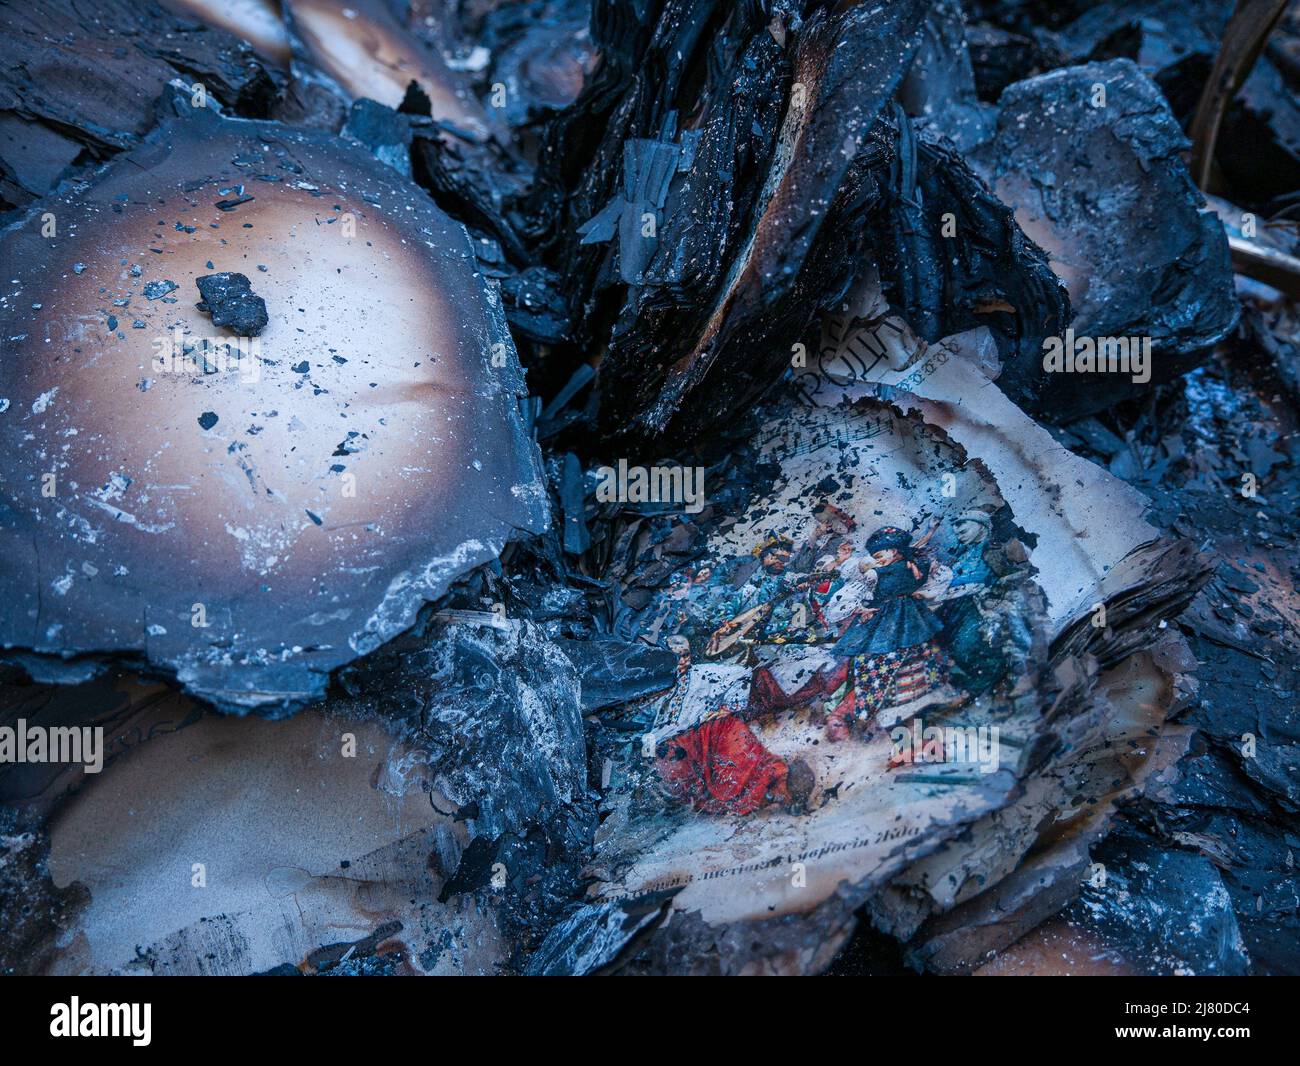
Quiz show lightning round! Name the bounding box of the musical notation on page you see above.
[757,409,891,459]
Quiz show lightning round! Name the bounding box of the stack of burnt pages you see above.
[526,293,1206,975]
[1,0,1282,975]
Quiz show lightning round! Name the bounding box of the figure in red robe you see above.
[654,714,802,816]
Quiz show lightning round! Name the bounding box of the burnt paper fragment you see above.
[36,706,510,974]
[874,636,1199,972]
[281,0,494,142]
[0,0,280,209]
[536,322,1205,974]
[1,608,595,973]
[971,58,1239,417]
[551,386,1054,972]
[0,111,547,712]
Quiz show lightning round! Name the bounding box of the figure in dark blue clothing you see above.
[935,509,1010,696]
[823,526,950,738]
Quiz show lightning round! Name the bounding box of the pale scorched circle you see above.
[0,114,546,712]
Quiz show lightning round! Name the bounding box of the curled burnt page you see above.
[531,320,1205,974]
[0,109,546,712]
[0,0,1295,986]
[578,398,1053,969]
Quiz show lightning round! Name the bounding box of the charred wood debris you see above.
[0,0,1296,976]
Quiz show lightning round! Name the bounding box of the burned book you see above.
[527,319,1206,974]
[0,107,546,712]
[0,0,1296,990]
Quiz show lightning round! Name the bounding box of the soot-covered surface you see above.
[0,108,546,712]
[0,0,1296,979]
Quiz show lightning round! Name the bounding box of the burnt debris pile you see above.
[0,0,1296,977]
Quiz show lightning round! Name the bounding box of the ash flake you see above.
[32,387,58,414]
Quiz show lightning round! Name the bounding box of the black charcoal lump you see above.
[195,272,269,336]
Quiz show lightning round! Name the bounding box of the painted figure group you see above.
[650,507,1015,817]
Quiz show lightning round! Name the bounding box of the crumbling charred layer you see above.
[545,2,936,446]
[0,0,282,211]
[0,0,1296,980]
[0,106,547,712]
[1029,330,1300,975]
[973,59,1239,418]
